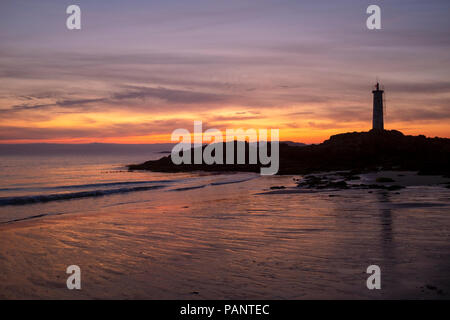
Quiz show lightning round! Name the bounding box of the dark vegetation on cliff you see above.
[128,130,450,176]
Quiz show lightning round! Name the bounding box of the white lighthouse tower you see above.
[372,82,384,130]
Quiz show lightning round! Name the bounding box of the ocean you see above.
[0,144,449,299]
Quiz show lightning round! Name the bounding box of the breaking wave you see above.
[0,179,179,192]
[0,185,165,206]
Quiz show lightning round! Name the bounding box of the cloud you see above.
[1,0,449,141]
[317,106,371,123]
[207,114,263,122]
[112,86,230,104]
[0,119,197,141]
[389,106,450,122]
[3,86,233,114]
[388,81,450,95]
[307,121,349,130]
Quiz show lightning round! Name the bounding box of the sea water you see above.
[0,144,449,299]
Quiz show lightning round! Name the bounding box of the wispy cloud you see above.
[1,0,449,142]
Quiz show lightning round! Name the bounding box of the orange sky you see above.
[1,1,449,144]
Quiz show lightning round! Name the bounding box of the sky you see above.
[0,0,449,144]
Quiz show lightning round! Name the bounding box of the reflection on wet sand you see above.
[0,176,449,299]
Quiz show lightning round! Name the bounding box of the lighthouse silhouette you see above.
[372,82,384,130]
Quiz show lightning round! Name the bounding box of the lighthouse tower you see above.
[372,82,384,130]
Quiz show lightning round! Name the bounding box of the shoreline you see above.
[0,169,448,227]
[1,174,449,299]
[128,130,450,176]
[260,170,450,194]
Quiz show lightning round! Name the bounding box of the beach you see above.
[1,0,450,305]
[0,150,449,299]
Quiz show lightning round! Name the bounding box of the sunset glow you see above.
[1,0,449,144]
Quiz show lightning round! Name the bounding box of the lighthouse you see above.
[372,82,384,130]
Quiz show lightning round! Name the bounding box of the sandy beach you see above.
[2,0,450,305]
[1,169,449,299]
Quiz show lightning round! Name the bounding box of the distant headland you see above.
[129,83,450,177]
[128,129,450,176]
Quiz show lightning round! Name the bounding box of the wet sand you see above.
[0,175,449,299]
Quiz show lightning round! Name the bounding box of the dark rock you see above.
[356,184,401,191]
[386,185,403,191]
[376,177,395,183]
[128,130,450,176]
[323,180,349,189]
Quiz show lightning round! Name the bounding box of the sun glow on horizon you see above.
[1,1,449,144]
